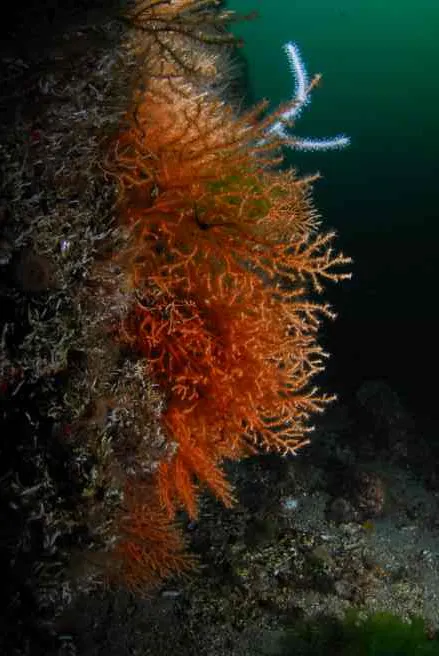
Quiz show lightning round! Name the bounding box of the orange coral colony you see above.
[110,77,350,518]
[105,0,351,590]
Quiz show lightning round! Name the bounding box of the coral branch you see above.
[110,481,195,592]
[263,41,351,151]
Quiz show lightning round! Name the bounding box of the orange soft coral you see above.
[109,78,350,522]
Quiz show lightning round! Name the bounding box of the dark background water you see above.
[228,0,439,419]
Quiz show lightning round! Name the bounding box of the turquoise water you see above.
[227,0,439,416]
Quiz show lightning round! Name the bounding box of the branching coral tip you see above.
[265,41,351,151]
